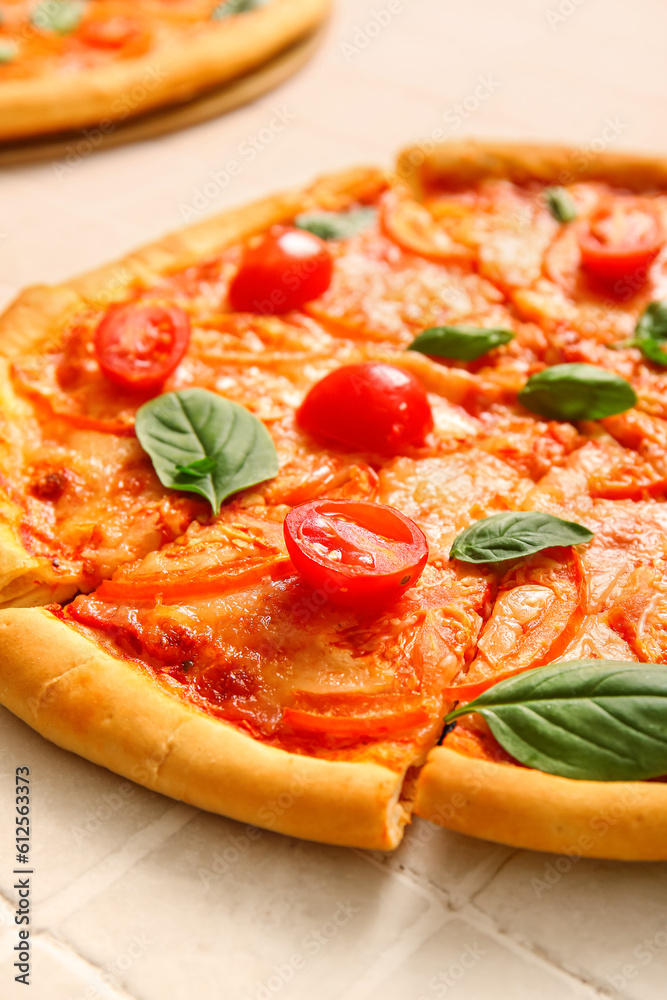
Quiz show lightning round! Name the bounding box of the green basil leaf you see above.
[294,207,377,241]
[633,336,667,367]
[449,511,593,564]
[544,186,578,223]
[617,301,667,367]
[175,457,218,477]
[211,0,269,19]
[0,39,17,64]
[135,389,279,515]
[407,325,514,361]
[31,0,85,34]
[444,660,667,781]
[635,300,667,342]
[518,363,637,421]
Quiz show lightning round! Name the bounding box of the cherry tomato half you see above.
[78,17,148,51]
[579,198,664,285]
[228,226,333,314]
[298,361,434,455]
[283,499,429,610]
[94,303,190,391]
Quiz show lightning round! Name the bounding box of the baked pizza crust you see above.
[1,141,666,854]
[414,748,667,861]
[398,139,667,195]
[0,0,331,141]
[0,608,410,849]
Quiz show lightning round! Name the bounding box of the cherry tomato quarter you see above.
[297,361,434,455]
[579,198,664,286]
[283,499,429,610]
[229,226,333,314]
[94,303,190,391]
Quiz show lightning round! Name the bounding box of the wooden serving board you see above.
[0,24,326,167]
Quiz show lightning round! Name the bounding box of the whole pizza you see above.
[0,0,329,140]
[1,141,666,859]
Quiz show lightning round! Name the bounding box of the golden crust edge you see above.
[398,138,667,194]
[0,0,331,140]
[414,747,667,861]
[0,607,410,849]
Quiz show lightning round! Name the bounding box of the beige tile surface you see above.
[1,0,667,997]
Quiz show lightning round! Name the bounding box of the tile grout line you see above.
[36,932,141,1000]
[1,889,140,995]
[455,900,614,999]
[446,847,519,909]
[335,848,450,1000]
[389,844,518,913]
[354,846,443,906]
[337,905,452,1000]
[35,803,197,929]
[359,846,616,999]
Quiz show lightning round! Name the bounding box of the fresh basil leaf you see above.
[635,300,667,341]
[294,207,377,241]
[444,660,667,781]
[175,457,218,477]
[449,511,593,564]
[211,0,269,19]
[616,301,667,367]
[31,0,85,34]
[408,325,514,361]
[518,363,637,421]
[633,336,667,367]
[135,389,278,515]
[544,186,578,223]
[0,39,17,64]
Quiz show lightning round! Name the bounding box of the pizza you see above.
[0,0,329,141]
[0,141,666,859]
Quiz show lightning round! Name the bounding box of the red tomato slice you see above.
[97,554,283,602]
[297,361,433,455]
[380,188,474,262]
[442,663,541,704]
[282,705,430,738]
[78,17,148,51]
[579,198,664,285]
[283,499,429,610]
[228,226,333,314]
[94,303,190,391]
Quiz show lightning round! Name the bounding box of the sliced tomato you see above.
[228,226,333,314]
[297,361,433,455]
[462,550,586,688]
[380,188,473,262]
[282,706,430,738]
[97,553,283,602]
[94,303,190,391]
[443,662,543,704]
[579,198,664,285]
[283,499,428,610]
[78,17,149,52]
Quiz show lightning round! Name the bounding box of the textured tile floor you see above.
[1,0,667,996]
